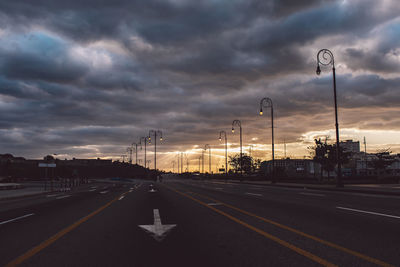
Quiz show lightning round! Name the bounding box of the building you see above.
[340,140,360,153]
[261,159,316,178]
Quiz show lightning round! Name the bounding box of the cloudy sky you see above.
[0,0,399,171]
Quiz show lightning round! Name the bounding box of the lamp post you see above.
[219,131,228,176]
[132,142,139,164]
[316,49,343,188]
[204,144,211,174]
[232,120,242,175]
[127,147,133,164]
[172,161,176,173]
[198,156,201,173]
[260,97,275,183]
[148,130,163,171]
[201,149,205,174]
[140,136,149,168]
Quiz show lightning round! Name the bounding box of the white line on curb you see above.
[0,213,35,225]
[119,196,125,201]
[336,206,400,219]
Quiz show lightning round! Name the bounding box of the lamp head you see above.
[231,127,234,133]
[219,137,222,141]
[259,108,263,115]
[316,65,321,75]
[160,137,163,141]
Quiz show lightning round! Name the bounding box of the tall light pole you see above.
[219,131,228,176]
[172,161,176,173]
[140,136,149,168]
[316,49,343,188]
[177,154,180,174]
[127,147,133,164]
[232,120,242,175]
[198,156,201,173]
[132,142,139,164]
[260,97,275,183]
[204,144,211,174]
[201,149,205,174]
[149,130,163,171]
[181,152,183,174]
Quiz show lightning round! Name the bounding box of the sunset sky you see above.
[0,0,399,171]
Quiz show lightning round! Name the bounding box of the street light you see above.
[132,142,139,165]
[204,144,211,174]
[316,49,343,188]
[219,131,228,177]
[127,147,133,164]
[148,130,163,171]
[232,120,242,175]
[260,97,275,183]
[140,137,149,168]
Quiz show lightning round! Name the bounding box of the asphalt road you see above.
[0,178,399,266]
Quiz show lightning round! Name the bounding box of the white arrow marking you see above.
[138,209,176,241]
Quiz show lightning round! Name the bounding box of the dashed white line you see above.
[46,194,61,198]
[245,192,263,197]
[0,213,35,225]
[207,203,222,206]
[299,192,326,197]
[336,206,400,219]
[100,190,109,194]
[56,195,71,200]
[119,196,125,201]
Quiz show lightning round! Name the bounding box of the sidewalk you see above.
[224,180,400,196]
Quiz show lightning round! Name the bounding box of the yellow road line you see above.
[6,191,131,267]
[165,185,337,267]
[191,190,395,267]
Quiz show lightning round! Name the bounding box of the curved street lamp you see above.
[316,49,343,188]
[232,120,242,175]
[149,130,163,171]
[219,131,228,176]
[204,144,211,174]
[140,136,149,168]
[260,97,275,183]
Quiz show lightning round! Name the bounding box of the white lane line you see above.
[129,190,133,193]
[0,213,35,225]
[299,192,326,197]
[46,194,61,198]
[208,203,222,206]
[89,189,96,192]
[245,192,263,197]
[336,206,400,219]
[100,190,109,194]
[56,195,71,200]
[119,196,125,201]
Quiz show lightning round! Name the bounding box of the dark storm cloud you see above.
[0,0,399,164]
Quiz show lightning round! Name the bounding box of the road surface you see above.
[0,178,399,266]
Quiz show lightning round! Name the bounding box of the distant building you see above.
[340,140,360,153]
[261,159,316,178]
